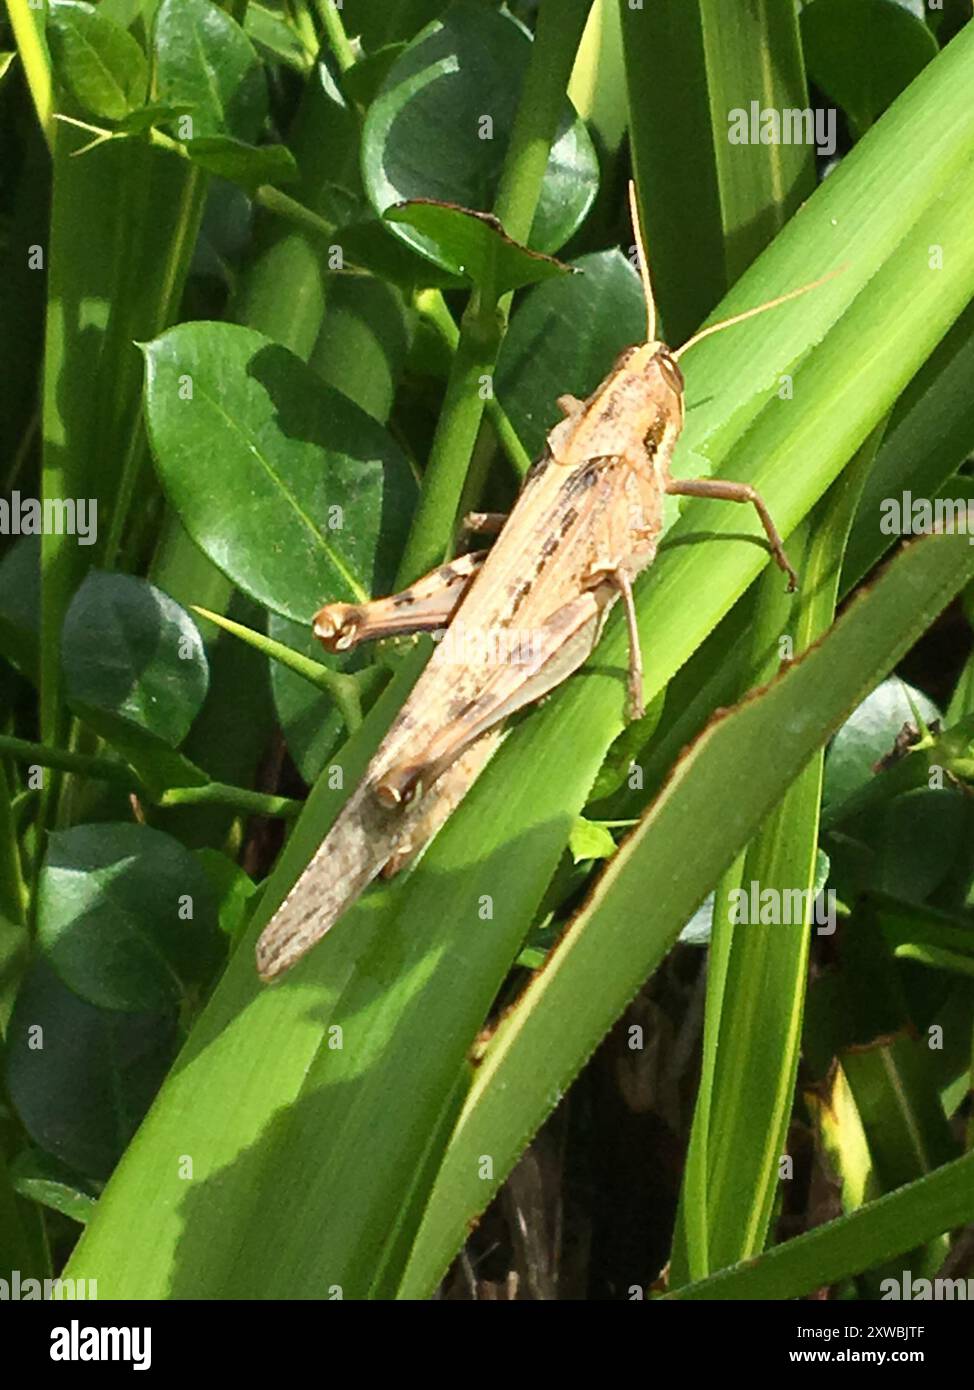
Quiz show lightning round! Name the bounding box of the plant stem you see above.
[393,0,593,586]
[6,0,54,152]
[415,290,533,478]
[192,605,364,731]
[313,0,357,72]
[492,0,594,247]
[0,736,302,821]
[0,761,28,924]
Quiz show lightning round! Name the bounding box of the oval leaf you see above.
[183,134,299,190]
[362,0,598,269]
[48,0,148,121]
[37,823,223,1013]
[62,571,209,748]
[384,199,569,292]
[4,961,178,1180]
[154,0,267,142]
[801,0,938,138]
[142,322,416,622]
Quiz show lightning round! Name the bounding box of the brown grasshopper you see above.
[256,186,833,981]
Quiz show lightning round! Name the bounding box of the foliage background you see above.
[1,0,974,1299]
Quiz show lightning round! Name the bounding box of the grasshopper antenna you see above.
[673,265,847,361]
[627,180,656,344]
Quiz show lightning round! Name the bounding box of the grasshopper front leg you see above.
[313,550,487,653]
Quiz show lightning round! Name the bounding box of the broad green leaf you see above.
[4,961,178,1180]
[383,199,569,293]
[341,44,408,108]
[141,321,416,623]
[37,823,223,1013]
[342,0,450,49]
[361,1,598,268]
[244,2,312,73]
[568,817,616,864]
[154,0,267,142]
[10,1150,100,1226]
[823,678,942,810]
[308,274,412,424]
[195,849,256,943]
[61,572,209,749]
[495,250,646,458]
[801,0,939,139]
[182,134,299,190]
[48,0,148,121]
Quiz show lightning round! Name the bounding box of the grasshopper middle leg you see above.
[665,475,798,591]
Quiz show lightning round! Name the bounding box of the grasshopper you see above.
[256,186,833,981]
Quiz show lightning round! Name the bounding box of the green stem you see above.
[6,0,54,152]
[192,605,364,732]
[395,290,503,586]
[157,783,300,818]
[313,0,357,72]
[394,0,593,585]
[415,290,533,478]
[0,736,302,821]
[0,761,28,924]
[492,0,594,246]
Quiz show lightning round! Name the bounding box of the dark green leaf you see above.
[48,0,148,121]
[154,0,267,141]
[37,823,223,1012]
[10,1150,100,1225]
[114,101,195,135]
[142,322,416,623]
[244,2,312,72]
[183,135,299,190]
[361,1,598,268]
[384,199,568,293]
[62,571,209,749]
[4,960,178,1180]
[823,678,941,809]
[801,0,938,138]
[195,848,256,942]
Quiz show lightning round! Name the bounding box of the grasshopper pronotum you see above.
[255,186,835,981]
